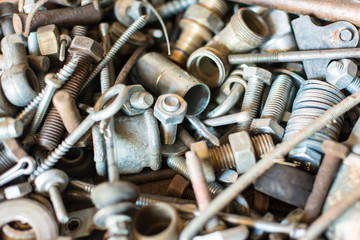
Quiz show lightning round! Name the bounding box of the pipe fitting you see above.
[187,8,269,88]
[132,202,182,240]
[1,34,39,107]
[169,0,228,66]
[135,52,210,116]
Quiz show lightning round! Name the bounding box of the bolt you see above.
[59,30,71,62]
[326,59,360,94]
[301,140,349,224]
[34,169,69,224]
[187,116,220,146]
[228,48,360,64]
[12,4,103,35]
[154,94,187,145]
[136,193,196,207]
[250,74,293,141]
[0,117,23,141]
[203,111,251,127]
[129,91,154,109]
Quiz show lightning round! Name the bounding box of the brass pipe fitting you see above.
[135,52,210,116]
[132,202,182,240]
[169,0,228,67]
[187,8,269,88]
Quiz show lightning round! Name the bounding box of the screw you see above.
[80,15,148,94]
[186,116,220,146]
[228,48,360,65]
[301,140,349,224]
[154,94,187,145]
[34,169,69,224]
[250,74,293,141]
[136,193,196,208]
[59,30,71,62]
[326,59,360,94]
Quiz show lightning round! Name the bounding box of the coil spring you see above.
[283,80,345,172]
[38,54,93,150]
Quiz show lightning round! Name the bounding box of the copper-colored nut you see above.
[166,174,190,198]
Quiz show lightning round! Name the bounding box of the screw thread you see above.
[100,65,111,94]
[327,60,344,79]
[136,194,196,208]
[261,74,292,122]
[71,25,87,38]
[39,55,92,150]
[346,76,360,94]
[199,0,228,17]
[209,144,235,170]
[0,146,16,174]
[167,155,189,178]
[16,88,46,122]
[28,32,40,56]
[157,0,197,18]
[206,181,223,196]
[242,78,265,118]
[251,134,274,158]
[81,15,147,93]
[70,180,95,193]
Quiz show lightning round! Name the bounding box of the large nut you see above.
[250,118,284,142]
[154,94,188,125]
[243,66,272,85]
[326,59,357,90]
[69,36,104,62]
[229,131,256,174]
[184,4,224,34]
[37,24,60,56]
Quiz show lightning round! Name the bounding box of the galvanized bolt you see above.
[326,59,360,94]
[250,74,293,141]
[34,169,69,224]
[154,94,187,145]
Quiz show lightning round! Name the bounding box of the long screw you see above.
[179,88,360,240]
[228,48,360,65]
[80,15,148,94]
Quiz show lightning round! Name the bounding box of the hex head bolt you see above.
[250,74,293,141]
[12,4,102,35]
[154,94,187,145]
[169,0,228,66]
[326,59,360,94]
[38,36,103,150]
[34,169,69,224]
[91,181,140,239]
[301,140,349,224]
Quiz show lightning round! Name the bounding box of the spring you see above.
[38,54,92,150]
[283,80,345,172]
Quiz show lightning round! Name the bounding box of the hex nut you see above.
[289,146,322,172]
[250,118,285,142]
[154,94,188,125]
[4,182,32,199]
[326,59,357,90]
[69,36,104,62]
[184,4,224,34]
[37,24,60,56]
[229,131,256,174]
[243,66,272,85]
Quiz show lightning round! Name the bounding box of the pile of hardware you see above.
[0,0,359,239]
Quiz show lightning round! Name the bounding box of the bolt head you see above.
[34,169,69,194]
[44,73,63,88]
[326,59,357,90]
[250,118,284,142]
[229,131,256,174]
[154,94,187,125]
[243,67,272,85]
[37,24,60,56]
[289,147,322,172]
[69,36,104,62]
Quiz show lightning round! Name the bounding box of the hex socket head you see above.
[229,131,256,174]
[69,36,104,62]
[326,59,358,90]
[154,94,188,125]
[243,66,272,85]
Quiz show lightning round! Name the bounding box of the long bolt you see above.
[179,86,360,240]
[228,48,360,65]
[80,15,148,94]
[301,140,349,224]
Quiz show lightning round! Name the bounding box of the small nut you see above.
[229,131,256,174]
[250,118,285,142]
[69,36,104,62]
[243,66,272,85]
[154,94,187,125]
[326,59,357,90]
[37,24,60,56]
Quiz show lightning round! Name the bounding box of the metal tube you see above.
[228,48,360,65]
